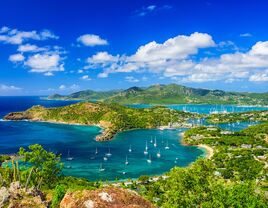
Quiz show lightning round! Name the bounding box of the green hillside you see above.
[4,101,195,141]
[48,84,268,105]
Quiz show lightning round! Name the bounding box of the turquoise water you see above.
[127,104,268,114]
[0,96,266,181]
[0,120,203,180]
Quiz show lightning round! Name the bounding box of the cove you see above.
[0,120,204,180]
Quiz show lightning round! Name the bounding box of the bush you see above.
[51,184,66,208]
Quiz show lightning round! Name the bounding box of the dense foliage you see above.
[49,84,268,105]
[127,118,268,207]
[18,144,63,188]
[207,110,268,124]
[5,101,196,140]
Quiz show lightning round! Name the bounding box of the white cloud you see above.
[70,84,80,91]
[131,32,215,62]
[87,51,118,63]
[18,44,46,52]
[0,26,58,45]
[77,34,108,46]
[134,5,172,17]
[25,53,64,75]
[125,76,139,83]
[249,70,268,82]
[9,53,25,62]
[81,75,91,80]
[240,33,252,37]
[86,32,215,77]
[59,85,66,90]
[0,84,21,91]
[84,32,268,83]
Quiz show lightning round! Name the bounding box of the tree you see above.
[19,144,63,188]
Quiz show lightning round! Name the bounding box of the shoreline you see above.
[179,132,214,159]
[197,144,214,159]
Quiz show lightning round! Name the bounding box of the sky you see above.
[1,0,268,95]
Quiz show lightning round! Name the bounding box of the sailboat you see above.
[153,137,157,147]
[99,163,105,172]
[144,141,148,155]
[128,145,132,153]
[150,137,153,143]
[66,149,74,161]
[147,154,152,163]
[157,150,161,158]
[125,155,129,165]
[106,148,112,157]
[165,141,170,150]
[95,147,98,155]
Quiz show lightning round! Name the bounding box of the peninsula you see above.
[4,101,197,141]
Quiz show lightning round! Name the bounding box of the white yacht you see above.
[147,154,152,163]
[66,149,74,161]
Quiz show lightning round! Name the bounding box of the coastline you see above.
[197,144,214,159]
[179,132,214,159]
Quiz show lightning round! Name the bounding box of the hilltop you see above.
[48,84,268,105]
[4,101,195,141]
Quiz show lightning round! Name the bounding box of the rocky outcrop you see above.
[60,187,154,208]
[4,112,31,121]
[0,182,47,208]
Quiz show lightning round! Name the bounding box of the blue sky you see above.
[1,0,268,95]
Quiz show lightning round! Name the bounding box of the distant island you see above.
[4,101,197,141]
[48,84,268,105]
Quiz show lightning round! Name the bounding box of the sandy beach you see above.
[197,144,214,159]
[180,132,214,159]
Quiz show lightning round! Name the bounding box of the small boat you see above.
[125,155,129,165]
[128,145,132,153]
[165,141,170,150]
[144,141,148,155]
[157,150,161,158]
[90,156,95,160]
[150,137,153,143]
[147,154,152,163]
[99,163,105,172]
[106,148,112,157]
[95,147,98,155]
[153,137,157,147]
[122,171,126,175]
[66,165,72,169]
[66,149,74,161]
[103,156,108,161]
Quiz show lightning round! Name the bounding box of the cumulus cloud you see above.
[18,44,46,52]
[0,84,21,91]
[25,53,64,75]
[0,26,58,45]
[9,53,25,62]
[59,85,66,90]
[77,34,108,46]
[81,75,91,80]
[249,70,268,82]
[125,76,139,83]
[86,32,215,77]
[85,32,268,83]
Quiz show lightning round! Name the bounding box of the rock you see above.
[8,196,47,208]
[98,192,113,202]
[84,200,94,208]
[9,181,20,193]
[60,187,155,208]
[0,187,10,207]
